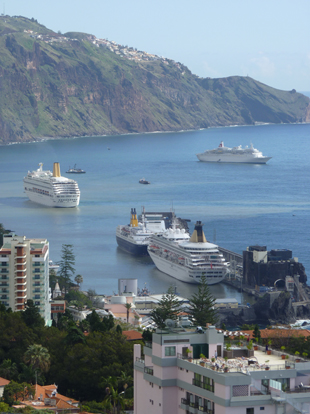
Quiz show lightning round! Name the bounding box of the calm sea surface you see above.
[0,122,310,303]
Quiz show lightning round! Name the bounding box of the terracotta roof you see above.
[0,377,10,387]
[122,330,143,341]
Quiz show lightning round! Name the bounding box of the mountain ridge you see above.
[0,15,309,145]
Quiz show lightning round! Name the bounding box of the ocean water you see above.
[0,122,309,303]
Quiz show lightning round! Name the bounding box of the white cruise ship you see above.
[24,162,80,208]
[147,220,229,284]
[196,141,272,163]
[116,208,166,256]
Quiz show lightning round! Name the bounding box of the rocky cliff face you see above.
[0,16,309,144]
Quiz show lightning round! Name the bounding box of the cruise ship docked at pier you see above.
[196,141,272,163]
[24,162,80,207]
[147,220,229,284]
[116,208,166,256]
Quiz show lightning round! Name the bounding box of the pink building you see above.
[134,325,310,413]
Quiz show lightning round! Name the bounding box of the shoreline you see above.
[2,121,309,147]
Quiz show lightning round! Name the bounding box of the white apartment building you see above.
[0,234,51,324]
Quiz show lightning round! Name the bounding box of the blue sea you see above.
[0,122,309,303]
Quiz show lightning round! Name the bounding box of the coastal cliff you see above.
[0,16,309,144]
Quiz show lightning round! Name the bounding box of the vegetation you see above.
[188,276,217,326]
[150,287,181,329]
[57,244,75,294]
[0,16,308,145]
[0,304,135,406]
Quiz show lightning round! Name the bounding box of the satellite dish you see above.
[165,319,175,329]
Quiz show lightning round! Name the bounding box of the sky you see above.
[5,0,310,92]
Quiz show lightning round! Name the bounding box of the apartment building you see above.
[0,234,51,324]
[134,325,310,414]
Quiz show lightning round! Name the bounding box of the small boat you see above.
[66,164,86,174]
[139,178,150,184]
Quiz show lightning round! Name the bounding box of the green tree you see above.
[65,290,92,309]
[57,309,74,330]
[64,325,86,346]
[253,324,261,342]
[150,287,181,329]
[22,299,44,329]
[86,311,115,333]
[57,244,75,294]
[0,359,18,380]
[188,276,217,326]
[124,303,132,324]
[24,344,51,377]
[0,402,10,412]
[3,381,23,405]
[142,328,153,342]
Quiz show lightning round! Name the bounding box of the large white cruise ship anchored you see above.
[116,208,166,256]
[147,220,229,284]
[196,141,272,163]
[24,162,80,208]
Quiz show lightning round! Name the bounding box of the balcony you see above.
[15,278,27,285]
[15,292,27,299]
[15,257,26,262]
[189,402,198,409]
[14,268,26,274]
[192,379,214,392]
[181,398,189,406]
[144,366,153,375]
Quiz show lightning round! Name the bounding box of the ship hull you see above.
[24,189,79,207]
[148,250,226,285]
[116,235,149,256]
[196,153,272,164]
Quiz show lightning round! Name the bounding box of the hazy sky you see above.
[5,0,310,91]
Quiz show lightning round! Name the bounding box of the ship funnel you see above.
[53,162,61,177]
[189,221,207,243]
[130,208,139,227]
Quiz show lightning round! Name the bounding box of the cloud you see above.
[250,53,275,76]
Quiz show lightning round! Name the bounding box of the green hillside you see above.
[0,15,309,144]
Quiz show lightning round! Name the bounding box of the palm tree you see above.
[24,344,51,375]
[118,371,132,391]
[124,303,132,324]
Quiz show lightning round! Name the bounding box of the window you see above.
[165,346,176,356]
[246,409,254,414]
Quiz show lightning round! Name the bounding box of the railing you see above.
[144,342,152,349]
[181,398,189,406]
[189,402,198,409]
[192,379,214,392]
[144,366,153,375]
[135,357,145,364]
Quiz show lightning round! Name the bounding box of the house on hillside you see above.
[21,383,79,413]
[0,376,10,397]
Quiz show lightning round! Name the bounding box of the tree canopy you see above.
[150,287,181,329]
[57,244,75,293]
[187,276,217,326]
